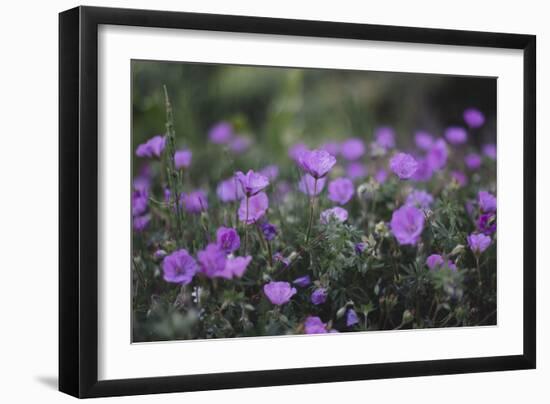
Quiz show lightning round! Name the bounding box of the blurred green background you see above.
[132,60,496,178]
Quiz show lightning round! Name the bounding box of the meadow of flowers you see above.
[132,63,496,342]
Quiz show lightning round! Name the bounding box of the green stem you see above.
[305,178,317,243]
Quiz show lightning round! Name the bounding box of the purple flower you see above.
[426,139,448,171]
[483,143,497,160]
[346,309,359,327]
[465,153,482,170]
[477,213,496,235]
[328,178,355,205]
[223,256,252,279]
[216,177,245,203]
[298,174,326,196]
[311,288,327,305]
[182,190,208,214]
[321,141,341,156]
[235,170,270,196]
[208,121,233,144]
[346,162,367,180]
[451,170,468,187]
[320,207,348,224]
[467,233,492,254]
[445,126,468,145]
[261,222,278,241]
[298,149,337,179]
[133,214,150,232]
[463,108,485,128]
[412,158,433,182]
[263,281,297,305]
[174,149,192,169]
[406,190,434,209]
[426,254,444,270]
[375,169,388,183]
[216,227,240,253]
[238,192,269,224]
[162,249,198,284]
[304,316,327,334]
[390,205,425,246]
[197,244,227,278]
[259,165,279,181]
[229,136,251,153]
[288,143,309,161]
[340,138,366,161]
[293,275,311,287]
[390,153,418,179]
[154,249,167,260]
[415,131,434,151]
[355,242,367,254]
[478,191,496,213]
[135,135,166,158]
[375,126,395,149]
[132,188,148,217]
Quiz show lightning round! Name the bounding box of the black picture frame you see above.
[59,5,536,398]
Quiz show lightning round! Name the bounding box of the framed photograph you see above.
[59,6,536,398]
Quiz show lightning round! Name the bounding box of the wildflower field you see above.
[131,61,497,342]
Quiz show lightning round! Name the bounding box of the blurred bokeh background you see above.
[132,60,496,181]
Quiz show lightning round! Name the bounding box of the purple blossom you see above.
[182,190,208,214]
[162,249,198,284]
[293,275,311,288]
[132,188,148,217]
[467,233,492,254]
[483,143,497,160]
[208,121,233,144]
[463,108,485,128]
[298,149,337,179]
[136,135,166,158]
[216,177,244,203]
[133,214,150,232]
[390,205,425,246]
[320,141,341,156]
[426,254,444,270]
[390,153,418,179]
[273,252,290,267]
[298,174,326,196]
[261,222,278,241]
[197,244,227,278]
[238,192,269,224]
[346,162,367,180]
[288,143,309,161]
[477,212,497,235]
[415,131,434,151]
[304,316,328,334]
[478,191,496,213]
[465,153,482,170]
[451,170,468,187]
[426,139,448,171]
[346,309,359,327]
[406,190,434,209]
[328,177,355,205]
[320,207,348,224]
[355,242,367,254]
[235,170,270,196]
[154,249,167,260]
[216,227,240,253]
[229,136,251,153]
[259,165,279,181]
[412,158,434,182]
[445,126,468,145]
[340,138,366,161]
[375,126,396,149]
[263,281,297,305]
[174,149,192,169]
[223,256,252,279]
[311,288,328,305]
[375,169,388,183]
